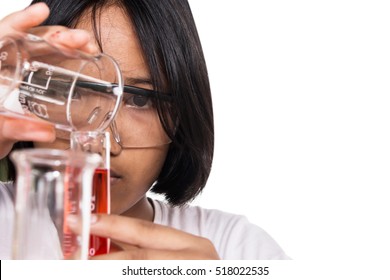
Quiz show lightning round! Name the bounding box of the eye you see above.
[124,94,152,109]
[71,87,94,101]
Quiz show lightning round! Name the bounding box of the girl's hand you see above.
[0,3,98,159]
[0,3,55,159]
[68,214,220,260]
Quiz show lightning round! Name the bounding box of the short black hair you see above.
[4,0,214,206]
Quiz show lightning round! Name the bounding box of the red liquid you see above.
[89,168,110,256]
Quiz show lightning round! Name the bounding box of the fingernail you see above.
[66,214,78,225]
[90,214,98,224]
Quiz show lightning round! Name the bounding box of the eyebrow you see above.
[124,77,153,86]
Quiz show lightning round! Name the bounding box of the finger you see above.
[31,27,99,55]
[48,29,99,54]
[0,3,50,34]
[67,214,201,250]
[91,247,203,260]
[0,116,55,159]
[91,241,210,260]
[0,116,55,142]
[90,214,202,250]
[28,26,99,55]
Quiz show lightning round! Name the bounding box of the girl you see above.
[0,0,288,260]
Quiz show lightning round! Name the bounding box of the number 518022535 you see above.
[215,266,269,276]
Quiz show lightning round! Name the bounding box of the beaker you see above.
[71,131,110,256]
[10,148,101,260]
[0,32,123,133]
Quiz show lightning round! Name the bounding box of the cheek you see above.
[119,147,168,180]
[110,146,169,214]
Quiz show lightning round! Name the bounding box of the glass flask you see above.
[10,148,101,260]
[0,32,123,132]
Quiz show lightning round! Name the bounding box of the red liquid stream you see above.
[89,168,110,256]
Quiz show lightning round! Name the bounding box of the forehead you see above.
[75,5,149,80]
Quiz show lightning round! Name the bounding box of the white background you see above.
[1,0,390,268]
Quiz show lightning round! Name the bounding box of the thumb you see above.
[0,3,50,34]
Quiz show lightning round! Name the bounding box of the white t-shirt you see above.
[151,199,289,260]
[0,182,14,259]
[1,182,289,260]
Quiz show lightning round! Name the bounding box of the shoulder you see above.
[0,181,15,219]
[151,199,290,260]
[0,181,15,259]
[0,181,14,206]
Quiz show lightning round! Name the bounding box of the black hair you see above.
[2,0,214,206]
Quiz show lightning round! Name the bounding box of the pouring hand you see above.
[0,3,99,159]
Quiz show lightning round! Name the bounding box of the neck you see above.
[121,196,154,222]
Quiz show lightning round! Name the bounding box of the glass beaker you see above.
[10,148,101,260]
[0,32,123,132]
[70,131,110,256]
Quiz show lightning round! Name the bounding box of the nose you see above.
[106,121,122,156]
[109,133,122,155]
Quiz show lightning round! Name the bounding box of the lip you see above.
[109,169,121,185]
